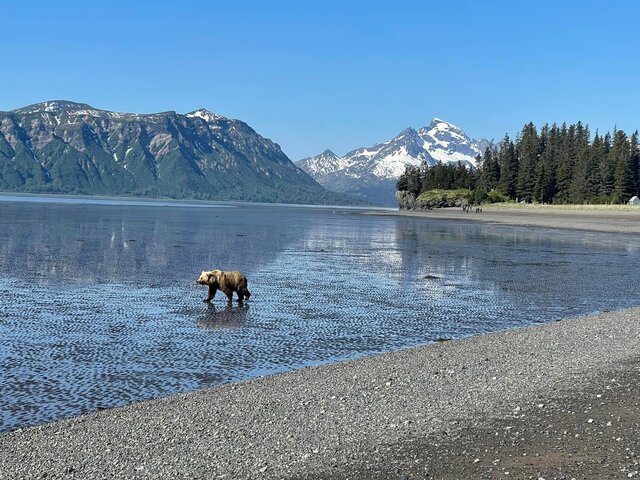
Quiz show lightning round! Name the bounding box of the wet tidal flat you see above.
[1,198,640,432]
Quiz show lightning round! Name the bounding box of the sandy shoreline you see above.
[2,307,640,479]
[366,206,640,234]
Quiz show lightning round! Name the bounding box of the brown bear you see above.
[197,269,251,303]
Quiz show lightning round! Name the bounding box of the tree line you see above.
[397,122,640,204]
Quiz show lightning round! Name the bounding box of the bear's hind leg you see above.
[223,289,233,304]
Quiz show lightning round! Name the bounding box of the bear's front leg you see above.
[205,285,217,303]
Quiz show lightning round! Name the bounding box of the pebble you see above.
[1,306,640,479]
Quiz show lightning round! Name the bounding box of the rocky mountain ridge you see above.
[297,119,490,205]
[0,101,355,205]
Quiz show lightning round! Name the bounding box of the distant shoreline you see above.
[366,205,640,234]
[0,192,382,211]
[0,192,236,209]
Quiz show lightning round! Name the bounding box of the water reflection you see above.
[0,202,300,287]
[1,200,640,432]
[197,303,250,330]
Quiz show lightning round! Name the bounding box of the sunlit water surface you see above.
[1,196,639,432]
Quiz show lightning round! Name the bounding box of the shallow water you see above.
[1,197,640,432]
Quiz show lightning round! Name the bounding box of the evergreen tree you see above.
[630,131,639,197]
[588,133,605,201]
[515,122,539,202]
[555,123,576,203]
[596,132,615,199]
[497,134,517,198]
[612,130,634,202]
[420,162,476,191]
[397,165,422,195]
[533,124,558,203]
[478,145,500,192]
[569,122,591,203]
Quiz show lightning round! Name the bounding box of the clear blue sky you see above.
[2,0,639,159]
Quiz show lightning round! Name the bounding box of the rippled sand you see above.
[2,307,639,479]
[369,206,640,233]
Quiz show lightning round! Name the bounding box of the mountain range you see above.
[0,101,356,205]
[296,119,491,205]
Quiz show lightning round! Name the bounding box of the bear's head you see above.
[197,270,223,286]
[197,271,213,285]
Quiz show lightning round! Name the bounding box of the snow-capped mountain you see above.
[418,118,489,165]
[299,149,347,176]
[296,118,490,206]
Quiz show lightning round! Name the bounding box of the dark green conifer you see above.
[555,123,576,204]
[612,130,634,203]
[515,123,539,202]
[533,124,558,203]
[479,146,500,192]
[569,122,591,203]
[630,131,639,197]
[497,135,517,198]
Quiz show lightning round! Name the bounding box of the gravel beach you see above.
[2,307,640,479]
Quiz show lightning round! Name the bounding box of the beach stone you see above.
[1,307,640,479]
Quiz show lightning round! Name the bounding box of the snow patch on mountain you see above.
[186,109,226,123]
[10,101,138,120]
[297,149,349,176]
[371,149,424,178]
[11,101,95,114]
[8,102,228,123]
[417,118,488,165]
[296,118,490,206]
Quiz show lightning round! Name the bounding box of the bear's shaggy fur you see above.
[197,269,251,303]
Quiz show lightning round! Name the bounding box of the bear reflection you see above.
[197,303,250,330]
